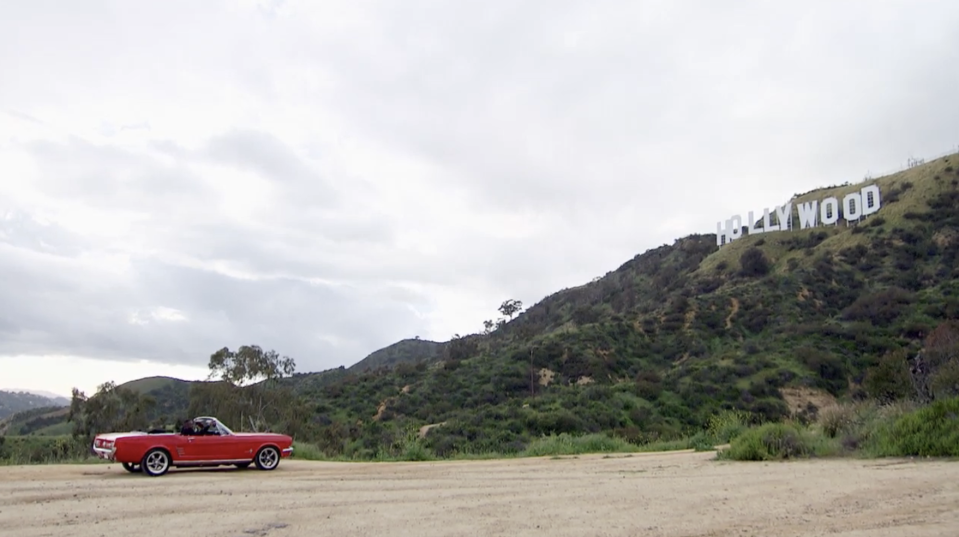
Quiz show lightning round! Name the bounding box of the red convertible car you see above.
[92,416,294,477]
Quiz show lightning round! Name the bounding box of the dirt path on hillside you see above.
[2,451,958,536]
[726,297,740,329]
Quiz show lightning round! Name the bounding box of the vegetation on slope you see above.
[4,153,959,465]
[347,338,445,373]
[0,406,70,436]
[0,390,68,420]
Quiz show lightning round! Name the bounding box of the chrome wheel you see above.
[255,446,279,471]
[141,449,170,477]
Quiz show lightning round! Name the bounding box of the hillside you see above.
[348,338,446,373]
[283,152,959,456]
[0,406,71,436]
[47,152,959,459]
[116,376,196,423]
[0,390,68,420]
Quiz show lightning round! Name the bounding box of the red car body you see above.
[92,416,293,476]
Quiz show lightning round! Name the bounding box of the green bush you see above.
[866,397,959,457]
[522,433,637,457]
[0,435,94,465]
[705,409,750,444]
[717,423,838,461]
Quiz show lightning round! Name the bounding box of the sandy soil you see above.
[2,450,959,537]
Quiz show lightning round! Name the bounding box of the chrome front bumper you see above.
[93,445,115,460]
[282,447,293,457]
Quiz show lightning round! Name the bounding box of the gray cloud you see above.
[1,0,959,376]
[23,138,214,214]
[201,129,340,207]
[0,233,429,368]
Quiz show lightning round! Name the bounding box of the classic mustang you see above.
[91,416,294,476]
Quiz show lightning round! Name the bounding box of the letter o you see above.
[820,197,839,225]
[728,215,742,240]
[843,192,862,221]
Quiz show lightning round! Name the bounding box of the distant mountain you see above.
[2,388,70,403]
[0,390,69,420]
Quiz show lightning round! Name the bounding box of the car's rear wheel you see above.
[141,449,171,477]
[122,462,141,473]
[254,446,280,471]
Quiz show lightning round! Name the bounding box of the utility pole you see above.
[529,346,536,396]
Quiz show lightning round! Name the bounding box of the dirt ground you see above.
[2,449,959,537]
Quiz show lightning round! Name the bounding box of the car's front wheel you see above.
[141,449,171,477]
[122,462,141,473]
[254,446,280,471]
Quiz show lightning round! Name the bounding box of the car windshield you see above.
[193,417,233,435]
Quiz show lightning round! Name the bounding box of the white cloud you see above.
[0,355,211,399]
[128,307,189,326]
[1,0,959,394]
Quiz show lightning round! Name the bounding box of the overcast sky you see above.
[2,0,959,398]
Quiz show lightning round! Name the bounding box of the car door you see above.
[171,434,202,461]
[189,433,230,461]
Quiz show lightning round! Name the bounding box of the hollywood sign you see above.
[716,184,882,246]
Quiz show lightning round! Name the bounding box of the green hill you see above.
[0,406,71,436]
[118,375,188,394]
[53,152,959,459]
[116,376,195,423]
[283,152,959,456]
[348,338,446,373]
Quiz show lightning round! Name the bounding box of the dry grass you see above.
[696,152,959,275]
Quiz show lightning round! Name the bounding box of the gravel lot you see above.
[2,449,958,536]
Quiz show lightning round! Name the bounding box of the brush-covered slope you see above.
[348,338,446,373]
[0,390,68,420]
[290,153,959,457]
[0,406,70,436]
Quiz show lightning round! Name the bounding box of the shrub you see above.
[863,349,914,403]
[705,409,750,443]
[523,433,636,457]
[841,288,913,325]
[717,423,838,461]
[816,405,855,438]
[0,435,93,464]
[866,397,959,457]
[739,248,771,277]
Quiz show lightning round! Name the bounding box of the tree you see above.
[207,345,295,386]
[483,319,495,335]
[67,381,156,441]
[190,345,297,432]
[915,320,959,401]
[499,299,523,320]
[906,320,959,403]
